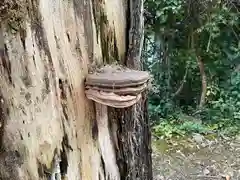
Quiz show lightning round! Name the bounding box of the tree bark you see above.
[0,0,152,180]
[122,0,152,179]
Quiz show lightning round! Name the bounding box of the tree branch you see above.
[172,64,189,98]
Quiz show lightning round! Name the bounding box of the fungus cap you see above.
[85,66,150,88]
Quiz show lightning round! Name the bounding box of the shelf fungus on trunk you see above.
[84,65,150,179]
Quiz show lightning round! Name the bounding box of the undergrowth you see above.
[152,113,240,139]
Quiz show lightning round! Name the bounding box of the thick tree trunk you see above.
[0,0,152,180]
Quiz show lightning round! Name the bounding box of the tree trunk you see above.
[0,0,152,180]
[197,55,207,108]
[119,1,152,179]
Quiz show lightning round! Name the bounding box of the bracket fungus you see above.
[84,65,150,179]
[85,65,150,108]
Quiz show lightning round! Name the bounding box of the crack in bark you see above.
[0,91,7,152]
[0,45,12,84]
[59,79,69,122]
[20,55,32,87]
[19,28,26,50]
[92,0,101,44]
[42,70,50,100]
[75,36,83,59]
[100,155,106,178]
[92,116,99,141]
[60,135,69,177]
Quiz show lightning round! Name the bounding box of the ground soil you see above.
[152,134,240,180]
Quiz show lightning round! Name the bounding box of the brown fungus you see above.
[85,65,150,108]
[85,65,149,88]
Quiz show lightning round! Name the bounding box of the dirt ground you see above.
[152,134,240,180]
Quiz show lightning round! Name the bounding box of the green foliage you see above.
[144,0,240,137]
[153,115,209,139]
[205,72,240,122]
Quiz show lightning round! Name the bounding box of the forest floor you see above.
[152,134,240,180]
